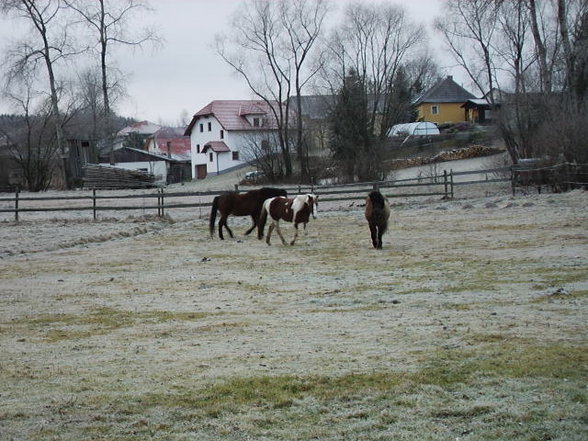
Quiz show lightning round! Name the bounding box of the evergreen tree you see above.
[329,70,371,182]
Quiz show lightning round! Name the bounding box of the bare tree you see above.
[216,0,327,180]
[435,0,500,100]
[1,70,60,191]
[320,2,429,180]
[217,0,292,177]
[527,0,554,93]
[332,2,427,138]
[436,0,587,165]
[64,0,158,156]
[240,132,285,182]
[1,0,79,188]
[70,68,105,145]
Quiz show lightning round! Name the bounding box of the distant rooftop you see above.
[415,76,476,104]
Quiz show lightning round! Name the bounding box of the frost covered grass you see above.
[0,190,586,440]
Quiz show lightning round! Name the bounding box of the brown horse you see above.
[209,187,287,240]
[365,190,390,249]
[258,194,318,245]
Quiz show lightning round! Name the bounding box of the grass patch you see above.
[128,341,587,414]
[15,339,587,440]
[84,343,587,440]
[136,372,404,414]
[7,307,226,342]
[415,341,588,387]
[532,289,588,303]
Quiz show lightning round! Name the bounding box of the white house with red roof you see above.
[144,127,191,161]
[184,100,282,179]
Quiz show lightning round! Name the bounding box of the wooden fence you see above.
[0,167,514,222]
[5,164,588,222]
[511,162,588,195]
[3,162,585,221]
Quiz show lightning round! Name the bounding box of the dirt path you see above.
[0,188,586,440]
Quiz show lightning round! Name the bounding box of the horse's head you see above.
[306,193,318,219]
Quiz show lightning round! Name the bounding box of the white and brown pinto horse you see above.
[258,194,318,245]
[365,190,391,249]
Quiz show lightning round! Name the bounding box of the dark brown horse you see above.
[258,194,318,245]
[365,190,390,249]
[209,187,287,240]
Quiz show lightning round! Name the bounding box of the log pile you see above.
[389,145,504,169]
[82,164,158,190]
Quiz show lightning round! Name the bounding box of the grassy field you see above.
[1,189,587,440]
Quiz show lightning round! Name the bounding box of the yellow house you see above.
[415,76,476,124]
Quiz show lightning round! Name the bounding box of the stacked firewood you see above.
[83,164,158,189]
[389,145,503,169]
[431,145,503,162]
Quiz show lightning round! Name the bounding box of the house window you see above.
[431,105,439,115]
[232,151,239,161]
[209,152,213,162]
[196,144,200,153]
[199,123,203,132]
[253,117,260,127]
[220,130,224,139]
[207,122,212,131]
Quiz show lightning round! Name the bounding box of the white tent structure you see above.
[387,122,440,137]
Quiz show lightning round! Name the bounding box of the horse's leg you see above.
[244,214,257,236]
[218,214,225,240]
[290,223,299,246]
[377,224,384,249]
[274,221,287,245]
[266,222,275,245]
[369,222,378,248]
[219,214,234,240]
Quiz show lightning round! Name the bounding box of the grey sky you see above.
[0,0,464,126]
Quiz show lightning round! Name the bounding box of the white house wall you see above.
[189,114,274,178]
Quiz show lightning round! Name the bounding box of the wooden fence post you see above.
[15,186,19,222]
[157,188,160,217]
[450,170,454,199]
[157,188,165,217]
[443,170,448,198]
[92,189,97,220]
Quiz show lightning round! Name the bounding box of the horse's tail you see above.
[209,196,220,237]
[257,199,270,240]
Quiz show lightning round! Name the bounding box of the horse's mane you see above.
[259,187,287,197]
[368,191,386,210]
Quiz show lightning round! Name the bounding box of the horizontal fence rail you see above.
[1,163,585,221]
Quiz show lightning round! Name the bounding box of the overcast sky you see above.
[0,0,465,126]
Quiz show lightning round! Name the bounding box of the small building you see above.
[414,76,477,124]
[184,100,284,179]
[0,141,23,191]
[99,147,189,185]
[461,98,501,124]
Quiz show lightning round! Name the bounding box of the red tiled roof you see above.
[202,141,230,153]
[185,100,282,135]
[144,127,191,158]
